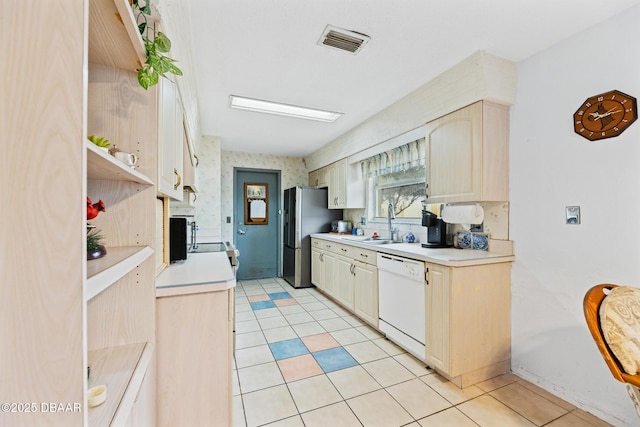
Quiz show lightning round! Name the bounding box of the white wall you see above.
[510,5,640,426]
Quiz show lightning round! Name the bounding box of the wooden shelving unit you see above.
[3,0,159,424]
[87,142,154,185]
[84,0,158,424]
[86,246,154,301]
[88,0,146,70]
[87,342,153,426]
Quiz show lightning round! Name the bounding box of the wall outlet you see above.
[566,206,580,224]
[361,216,366,226]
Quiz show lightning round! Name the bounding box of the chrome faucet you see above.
[388,203,396,240]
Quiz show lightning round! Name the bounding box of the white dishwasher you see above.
[377,253,426,361]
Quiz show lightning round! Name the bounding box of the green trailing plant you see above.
[132,0,183,90]
[87,135,110,148]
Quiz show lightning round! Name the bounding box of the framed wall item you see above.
[244,183,268,225]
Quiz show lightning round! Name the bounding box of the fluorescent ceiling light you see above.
[229,95,343,123]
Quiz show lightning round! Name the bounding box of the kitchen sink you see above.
[361,238,396,245]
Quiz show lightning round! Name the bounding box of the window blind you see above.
[360,138,425,178]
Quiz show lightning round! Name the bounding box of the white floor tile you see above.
[318,316,352,331]
[288,374,343,413]
[237,362,285,394]
[235,344,275,368]
[263,325,298,343]
[361,357,415,387]
[300,401,362,427]
[258,315,289,330]
[235,331,267,349]
[330,328,368,345]
[327,365,381,399]
[346,389,413,427]
[291,321,326,337]
[242,384,298,427]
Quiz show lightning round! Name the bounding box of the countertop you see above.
[312,233,515,267]
[156,252,236,297]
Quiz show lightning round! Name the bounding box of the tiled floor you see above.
[233,278,613,427]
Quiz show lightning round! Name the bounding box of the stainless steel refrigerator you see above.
[283,186,342,288]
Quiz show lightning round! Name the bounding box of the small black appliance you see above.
[421,210,452,248]
[169,217,188,262]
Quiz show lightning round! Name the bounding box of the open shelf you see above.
[87,342,154,427]
[87,141,155,185]
[86,246,154,301]
[89,0,146,70]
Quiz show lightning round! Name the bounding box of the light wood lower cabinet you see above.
[311,238,378,328]
[353,261,378,327]
[426,261,512,387]
[156,287,233,426]
[311,247,325,290]
[335,254,355,310]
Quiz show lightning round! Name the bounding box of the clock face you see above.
[574,90,637,141]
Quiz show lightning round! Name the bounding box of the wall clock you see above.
[574,90,637,141]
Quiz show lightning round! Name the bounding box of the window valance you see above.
[360,138,425,178]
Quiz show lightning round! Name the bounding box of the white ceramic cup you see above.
[114,151,138,167]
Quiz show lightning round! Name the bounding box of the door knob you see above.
[237,229,246,235]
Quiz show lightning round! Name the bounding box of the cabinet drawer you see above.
[320,240,347,255]
[335,244,351,258]
[351,247,377,266]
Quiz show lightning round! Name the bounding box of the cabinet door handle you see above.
[174,168,182,190]
[194,154,199,167]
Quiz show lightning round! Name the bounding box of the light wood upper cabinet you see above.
[309,169,319,188]
[158,78,184,201]
[182,127,199,193]
[317,167,329,188]
[425,101,509,203]
[327,158,365,209]
[309,166,329,188]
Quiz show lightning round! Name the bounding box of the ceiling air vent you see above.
[318,25,370,54]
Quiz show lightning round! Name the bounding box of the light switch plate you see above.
[566,206,580,224]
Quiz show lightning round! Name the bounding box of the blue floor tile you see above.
[269,338,309,360]
[312,347,359,373]
[268,291,292,300]
[250,300,276,310]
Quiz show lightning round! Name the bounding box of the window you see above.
[360,137,426,220]
[374,166,425,218]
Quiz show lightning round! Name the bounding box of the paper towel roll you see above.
[441,204,484,225]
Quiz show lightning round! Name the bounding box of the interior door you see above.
[234,168,280,280]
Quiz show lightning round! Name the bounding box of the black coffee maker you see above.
[421,209,452,248]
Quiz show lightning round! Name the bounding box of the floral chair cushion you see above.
[600,286,640,375]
